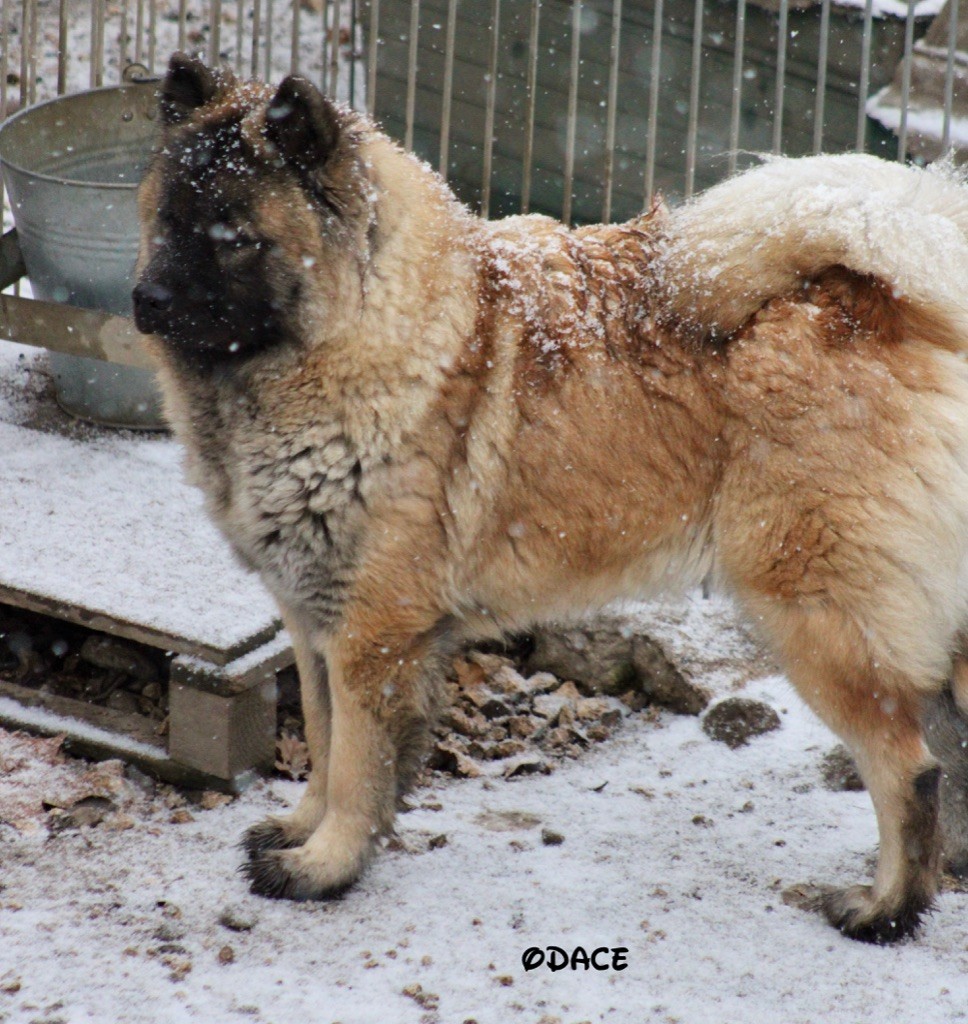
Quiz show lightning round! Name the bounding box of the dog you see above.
[134,52,968,943]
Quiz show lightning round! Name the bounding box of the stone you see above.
[701,697,781,748]
[428,741,482,778]
[820,745,865,792]
[526,615,710,714]
[79,635,158,682]
[218,905,257,932]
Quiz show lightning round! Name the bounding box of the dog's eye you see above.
[208,222,262,250]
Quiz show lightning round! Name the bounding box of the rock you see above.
[632,636,710,715]
[466,650,514,676]
[820,745,865,792]
[218,945,235,965]
[79,635,158,682]
[487,665,530,698]
[575,696,611,721]
[533,682,581,721]
[521,672,560,696]
[526,615,710,714]
[47,796,114,832]
[526,617,637,694]
[479,697,513,721]
[218,905,257,932]
[540,828,564,846]
[428,834,448,850]
[485,739,527,761]
[154,920,186,942]
[428,741,482,778]
[503,755,552,779]
[105,691,140,715]
[445,708,489,738]
[701,697,781,748]
[507,715,542,740]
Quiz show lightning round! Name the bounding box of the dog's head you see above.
[133,53,372,367]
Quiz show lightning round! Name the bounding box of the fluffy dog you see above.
[134,52,968,943]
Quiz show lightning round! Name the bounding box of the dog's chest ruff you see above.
[209,408,366,623]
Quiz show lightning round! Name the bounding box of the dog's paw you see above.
[819,883,931,944]
[241,819,375,901]
[239,817,310,860]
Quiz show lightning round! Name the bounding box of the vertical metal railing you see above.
[1,0,962,224]
[520,0,540,213]
[941,0,960,151]
[561,0,581,224]
[602,0,623,224]
[480,0,501,217]
[727,0,746,175]
[813,0,831,153]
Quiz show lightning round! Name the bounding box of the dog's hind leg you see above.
[241,606,331,861]
[754,601,942,943]
[924,657,968,878]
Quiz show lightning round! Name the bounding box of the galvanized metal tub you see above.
[0,82,165,429]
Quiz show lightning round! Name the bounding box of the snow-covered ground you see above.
[2,596,968,1024]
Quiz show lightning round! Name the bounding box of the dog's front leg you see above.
[243,592,452,901]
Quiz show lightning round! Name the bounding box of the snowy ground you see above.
[3,595,968,1024]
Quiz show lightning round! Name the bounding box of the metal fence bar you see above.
[405,0,420,151]
[813,0,831,153]
[728,0,746,175]
[236,0,245,74]
[178,0,188,55]
[897,0,917,160]
[367,0,379,115]
[439,0,458,177]
[772,0,789,153]
[291,0,302,73]
[942,0,960,151]
[562,0,582,225]
[20,0,30,107]
[135,0,145,64]
[602,0,623,223]
[684,0,703,198]
[481,0,501,217]
[321,0,330,90]
[120,0,131,71]
[1,0,8,118]
[251,0,261,75]
[148,0,158,73]
[644,0,664,204]
[210,0,223,67]
[856,0,874,151]
[350,0,358,105]
[265,0,274,78]
[520,0,541,213]
[57,0,69,94]
[327,2,340,96]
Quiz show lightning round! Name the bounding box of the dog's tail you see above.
[654,153,968,349]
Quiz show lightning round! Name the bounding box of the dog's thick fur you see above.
[134,53,968,943]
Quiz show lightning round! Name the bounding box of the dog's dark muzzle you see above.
[132,280,175,335]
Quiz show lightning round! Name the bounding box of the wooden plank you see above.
[170,630,294,697]
[0,675,259,791]
[0,677,164,751]
[0,292,155,370]
[0,582,280,667]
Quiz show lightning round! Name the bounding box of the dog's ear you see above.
[160,52,219,125]
[265,76,341,175]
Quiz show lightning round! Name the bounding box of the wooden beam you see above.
[0,582,280,666]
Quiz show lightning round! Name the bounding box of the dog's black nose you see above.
[132,280,174,332]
